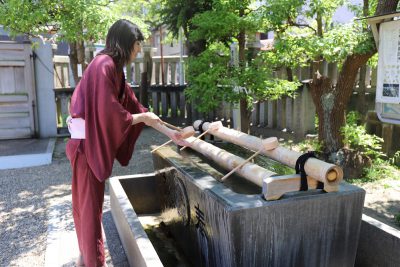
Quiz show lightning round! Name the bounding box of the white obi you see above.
[66,116,85,139]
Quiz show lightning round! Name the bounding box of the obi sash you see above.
[66,116,85,139]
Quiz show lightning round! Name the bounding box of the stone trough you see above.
[110,144,366,267]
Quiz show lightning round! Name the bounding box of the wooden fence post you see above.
[251,101,260,127]
[140,46,152,108]
[267,100,277,128]
[285,97,293,132]
[276,97,286,130]
[259,101,268,127]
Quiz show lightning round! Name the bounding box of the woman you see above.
[66,19,188,267]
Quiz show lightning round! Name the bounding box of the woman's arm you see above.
[131,112,191,147]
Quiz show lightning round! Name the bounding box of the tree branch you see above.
[285,16,317,34]
[288,21,317,34]
[246,5,264,15]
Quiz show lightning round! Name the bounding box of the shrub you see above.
[341,111,385,159]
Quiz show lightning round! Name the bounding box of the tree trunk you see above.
[286,67,293,82]
[310,54,374,154]
[375,0,399,15]
[185,39,207,57]
[309,0,398,154]
[357,64,367,118]
[309,74,343,154]
[69,40,86,85]
[183,26,207,57]
[238,32,246,64]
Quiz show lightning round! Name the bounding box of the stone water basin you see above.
[110,145,365,267]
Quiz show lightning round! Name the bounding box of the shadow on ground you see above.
[0,128,169,266]
[363,200,400,230]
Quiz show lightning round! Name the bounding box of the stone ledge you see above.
[355,214,400,267]
[0,138,55,169]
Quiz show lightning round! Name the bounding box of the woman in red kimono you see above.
[66,19,187,267]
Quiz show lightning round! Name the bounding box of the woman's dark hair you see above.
[99,19,144,71]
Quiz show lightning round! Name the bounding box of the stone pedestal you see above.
[152,146,365,267]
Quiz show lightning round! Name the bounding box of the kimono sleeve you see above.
[84,61,133,182]
[115,84,148,166]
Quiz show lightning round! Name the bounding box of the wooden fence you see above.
[53,54,400,156]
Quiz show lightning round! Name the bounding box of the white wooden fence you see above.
[53,56,382,140]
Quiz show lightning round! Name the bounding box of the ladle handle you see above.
[151,140,173,153]
[161,121,182,131]
[221,150,262,181]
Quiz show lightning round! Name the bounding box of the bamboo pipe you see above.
[180,121,223,151]
[196,121,343,190]
[221,150,262,181]
[221,137,279,180]
[184,136,276,187]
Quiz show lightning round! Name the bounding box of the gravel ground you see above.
[0,127,169,267]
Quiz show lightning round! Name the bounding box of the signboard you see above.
[376,19,400,124]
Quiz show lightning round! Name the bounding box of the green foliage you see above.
[0,0,113,42]
[262,35,310,68]
[109,0,153,37]
[306,0,346,27]
[368,53,379,68]
[185,42,300,113]
[348,0,378,17]
[189,0,261,43]
[314,23,375,65]
[185,43,231,112]
[296,138,323,153]
[343,112,400,184]
[341,111,385,159]
[159,0,212,37]
[346,157,400,185]
[183,0,301,114]
[261,0,304,31]
[0,0,154,43]
[189,10,242,43]
[361,158,399,183]
[262,0,376,68]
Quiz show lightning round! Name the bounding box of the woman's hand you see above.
[134,114,191,147]
[132,112,161,127]
[142,112,162,127]
[168,130,192,147]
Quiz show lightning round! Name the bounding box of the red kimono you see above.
[66,54,147,267]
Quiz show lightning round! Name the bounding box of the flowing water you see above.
[138,213,192,267]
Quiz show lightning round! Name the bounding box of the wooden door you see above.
[0,41,37,139]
